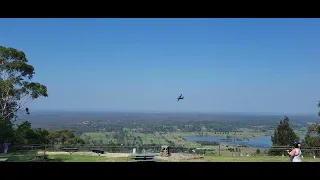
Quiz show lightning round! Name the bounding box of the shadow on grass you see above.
[0,151,70,162]
[0,151,39,162]
[46,158,64,162]
[48,156,72,162]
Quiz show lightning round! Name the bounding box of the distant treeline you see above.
[66,120,281,134]
[22,111,313,135]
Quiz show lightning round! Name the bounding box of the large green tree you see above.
[0,46,48,143]
[303,101,320,147]
[271,116,298,146]
[48,130,85,146]
[15,121,50,145]
[303,123,320,147]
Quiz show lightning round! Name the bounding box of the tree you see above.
[271,116,298,146]
[48,130,85,146]
[303,124,320,147]
[64,137,85,146]
[303,102,320,147]
[256,149,261,154]
[0,46,48,142]
[15,121,50,145]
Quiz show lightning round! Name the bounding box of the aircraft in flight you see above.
[177,94,184,102]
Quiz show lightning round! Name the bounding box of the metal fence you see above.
[5,144,320,159]
[267,146,320,158]
[8,144,198,154]
[212,145,320,158]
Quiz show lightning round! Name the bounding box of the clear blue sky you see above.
[1,18,320,115]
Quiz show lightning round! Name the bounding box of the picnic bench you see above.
[62,148,78,154]
[20,145,47,156]
[0,158,8,162]
[21,145,46,151]
[131,153,158,162]
[92,149,105,156]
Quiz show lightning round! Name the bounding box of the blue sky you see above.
[1,18,320,114]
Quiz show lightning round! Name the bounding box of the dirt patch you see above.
[37,151,131,158]
[155,153,203,162]
[37,152,202,161]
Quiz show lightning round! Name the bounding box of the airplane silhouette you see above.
[177,94,184,102]
[26,108,30,115]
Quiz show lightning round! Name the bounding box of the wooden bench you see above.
[31,154,48,161]
[131,153,157,162]
[62,148,78,154]
[0,158,8,162]
[92,149,104,156]
[19,145,46,155]
[22,145,45,151]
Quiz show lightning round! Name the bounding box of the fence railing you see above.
[5,144,320,158]
[267,146,320,157]
[8,144,199,154]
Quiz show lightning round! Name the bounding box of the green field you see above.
[80,129,265,148]
[80,131,201,147]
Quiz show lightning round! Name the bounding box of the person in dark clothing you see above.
[3,141,9,154]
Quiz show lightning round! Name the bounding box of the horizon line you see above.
[26,109,318,116]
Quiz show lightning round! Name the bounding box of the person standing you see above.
[287,142,302,162]
[3,141,9,154]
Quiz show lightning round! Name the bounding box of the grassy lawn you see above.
[0,153,131,162]
[0,153,35,162]
[202,155,320,162]
[2,152,320,162]
[48,155,130,162]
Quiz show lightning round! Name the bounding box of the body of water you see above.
[183,136,272,148]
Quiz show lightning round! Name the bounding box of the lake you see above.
[183,136,272,148]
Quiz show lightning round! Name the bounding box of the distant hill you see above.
[16,110,319,129]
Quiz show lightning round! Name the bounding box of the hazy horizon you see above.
[26,109,318,117]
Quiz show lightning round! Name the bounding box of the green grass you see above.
[2,152,319,162]
[0,151,43,162]
[48,155,170,162]
[0,154,34,162]
[48,155,130,162]
[202,155,320,162]
[0,152,131,162]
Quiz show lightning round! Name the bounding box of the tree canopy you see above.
[0,46,48,143]
[304,101,320,147]
[271,116,298,146]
